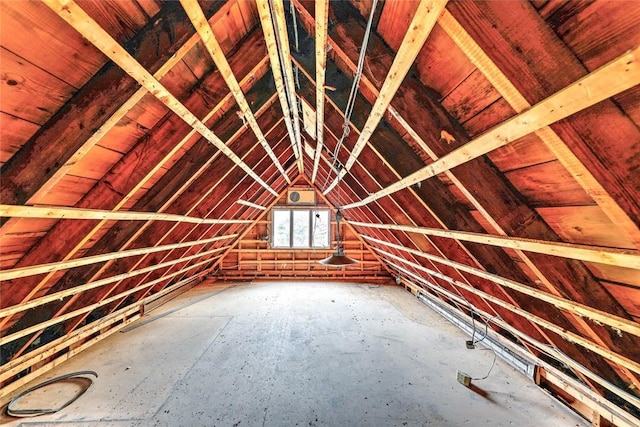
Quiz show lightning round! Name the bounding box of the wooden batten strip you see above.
[392,264,640,418]
[42,0,277,196]
[180,0,290,183]
[342,46,640,209]
[0,234,236,282]
[0,204,252,224]
[323,0,448,194]
[0,250,225,346]
[22,1,240,205]
[376,249,640,375]
[0,245,230,321]
[236,199,267,210]
[256,0,302,171]
[361,234,640,337]
[437,10,640,250]
[311,0,329,184]
[350,221,640,269]
[271,0,304,173]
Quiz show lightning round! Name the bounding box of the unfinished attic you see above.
[1,0,639,424]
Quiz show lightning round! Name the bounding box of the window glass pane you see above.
[312,210,330,247]
[292,210,310,247]
[273,210,290,247]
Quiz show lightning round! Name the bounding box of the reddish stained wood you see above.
[0,1,225,207]
[447,1,640,233]
[66,145,125,181]
[29,175,96,207]
[459,97,515,137]
[135,0,161,18]
[0,0,105,88]
[413,23,476,99]
[0,47,77,125]
[537,205,636,250]
[614,86,640,129]
[441,69,502,125]
[0,113,38,165]
[78,0,150,43]
[537,0,640,70]
[487,133,556,172]
[504,160,594,207]
[586,263,640,289]
[601,281,640,320]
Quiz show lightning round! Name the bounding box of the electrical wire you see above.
[321,0,379,192]
[6,371,98,417]
[472,348,497,381]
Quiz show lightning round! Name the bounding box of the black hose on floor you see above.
[6,370,98,417]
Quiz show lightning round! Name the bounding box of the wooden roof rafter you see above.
[341,46,640,210]
[256,0,303,174]
[179,0,291,184]
[311,0,329,184]
[323,0,448,195]
[349,221,640,270]
[437,10,640,250]
[361,234,640,337]
[42,0,278,196]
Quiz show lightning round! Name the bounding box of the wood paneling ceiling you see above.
[1,0,639,419]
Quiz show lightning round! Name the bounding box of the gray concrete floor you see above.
[2,281,587,426]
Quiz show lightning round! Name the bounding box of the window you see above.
[271,209,330,249]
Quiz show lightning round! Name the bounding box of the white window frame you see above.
[271,208,330,249]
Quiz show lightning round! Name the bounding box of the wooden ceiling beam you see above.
[378,248,640,376]
[314,6,640,388]
[180,0,290,184]
[296,59,559,353]
[362,234,640,337]
[350,221,640,270]
[0,52,270,334]
[389,263,640,416]
[15,135,293,358]
[0,205,252,225]
[438,10,640,250]
[0,1,226,208]
[0,234,236,283]
[323,0,447,195]
[311,0,329,184]
[342,45,640,209]
[42,0,277,196]
[0,44,272,332]
[59,124,289,326]
[256,0,301,172]
[0,247,229,347]
[270,0,304,173]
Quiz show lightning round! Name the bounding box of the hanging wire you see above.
[289,0,300,53]
[321,0,379,192]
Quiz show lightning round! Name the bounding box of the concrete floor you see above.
[2,281,587,426]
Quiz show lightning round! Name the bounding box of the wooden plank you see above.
[0,47,77,126]
[179,0,290,183]
[0,246,228,332]
[0,40,271,329]
[341,45,640,209]
[0,1,226,207]
[376,248,640,376]
[349,221,640,269]
[324,0,448,194]
[438,9,640,250]
[311,0,329,184]
[360,234,640,337]
[0,234,236,283]
[504,161,593,207]
[537,206,636,250]
[270,0,304,173]
[237,200,267,210]
[42,0,277,196]
[255,0,303,172]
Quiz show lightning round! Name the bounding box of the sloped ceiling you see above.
[1,0,639,416]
